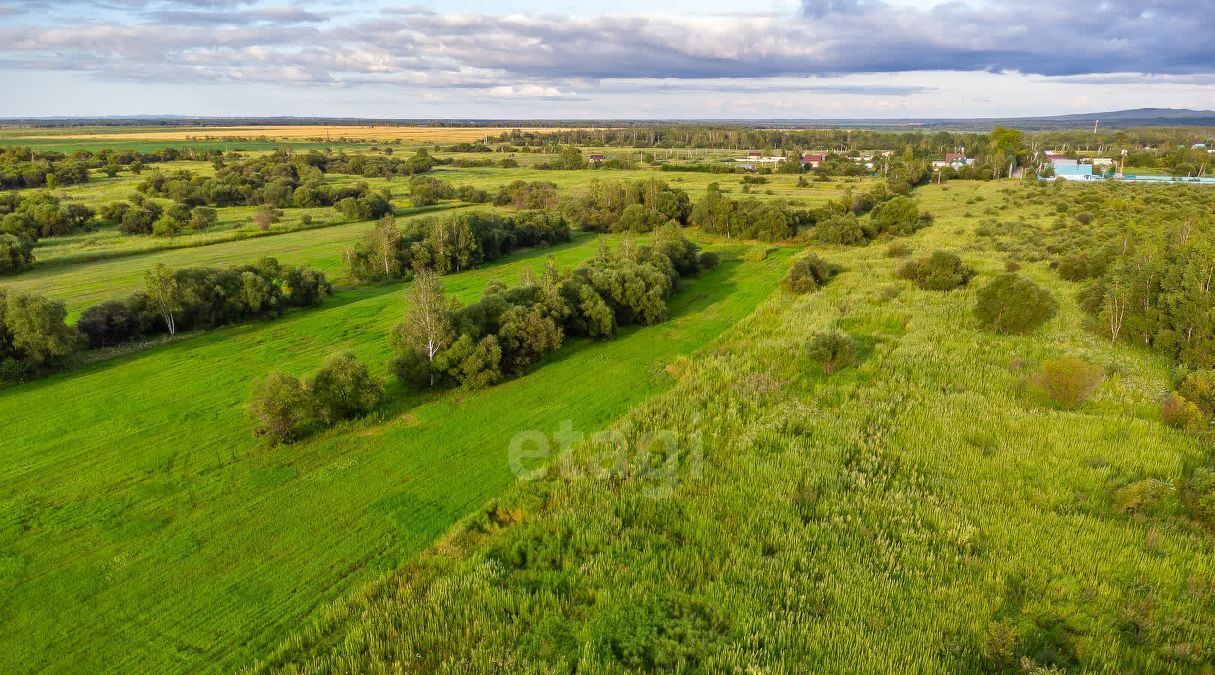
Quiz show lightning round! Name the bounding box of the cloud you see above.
[143,7,330,26]
[0,0,1213,96]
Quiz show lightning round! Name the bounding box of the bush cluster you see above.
[690,183,811,241]
[0,288,81,382]
[562,178,691,233]
[249,351,384,445]
[1,192,96,241]
[345,211,572,282]
[783,253,838,294]
[974,273,1058,334]
[896,251,975,290]
[77,257,331,348]
[392,227,706,391]
[806,329,856,375]
[1029,357,1104,410]
[0,233,34,274]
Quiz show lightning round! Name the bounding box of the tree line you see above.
[1,145,224,190]
[0,257,330,383]
[253,226,713,444]
[396,227,711,386]
[345,210,572,282]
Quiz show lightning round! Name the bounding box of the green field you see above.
[5,125,1214,674]
[0,230,793,673]
[258,181,1215,673]
[6,157,860,314]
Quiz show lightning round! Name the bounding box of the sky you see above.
[1,0,1214,119]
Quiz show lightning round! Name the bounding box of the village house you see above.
[931,152,975,169]
[733,154,786,169]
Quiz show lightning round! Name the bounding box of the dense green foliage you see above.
[562,178,690,232]
[689,182,812,241]
[896,250,975,290]
[0,287,80,381]
[0,233,34,274]
[76,257,331,348]
[345,211,573,282]
[392,227,706,390]
[1,191,96,240]
[783,253,838,294]
[1029,357,1105,410]
[250,351,384,444]
[974,273,1058,334]
[805,328,855,375]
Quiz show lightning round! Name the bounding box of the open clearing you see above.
[0,232,791,673]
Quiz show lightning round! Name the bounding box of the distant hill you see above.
[3,108,1214,131]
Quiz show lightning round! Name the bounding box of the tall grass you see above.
[255,181,1214,673]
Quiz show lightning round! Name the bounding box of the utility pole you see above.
[1093,119,1099,136]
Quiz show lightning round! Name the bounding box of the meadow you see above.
[8,154,858,314]
[259,181,1215,673]
[4,126,1214,673]
[0,229,792,673]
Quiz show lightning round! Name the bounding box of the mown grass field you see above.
[258,181,1215,673]
[0,229,792,673]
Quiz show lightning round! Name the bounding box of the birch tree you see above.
[144,263,182,336]
[395,268,454,386]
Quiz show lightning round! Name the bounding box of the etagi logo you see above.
[507,419,703,499]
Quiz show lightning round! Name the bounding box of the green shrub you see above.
[783,254,837,294]
[815,213,865,245]
[0,234,34,274]
[248,371,317,445]
[697,250,720,270]
[806,329,855,375]
[974,273,1057,334]
[1187,468,1215,524]
[309,352,384,424]
[868,195,920,236]
[897,251,974,290]
[1030,357,1104,410]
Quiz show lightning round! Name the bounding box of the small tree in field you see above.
[310,351,384,424]
[2,291,80,369]
[254,205,280,232]
[392,268,455,386]
[807,329,855,375]
[897,251,974,291]
[249,371,316,445]
[784,253,837,294]
[975,273,1057,334]
[1030,357,1104,410]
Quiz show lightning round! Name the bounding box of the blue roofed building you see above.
[1054,163,1101,181]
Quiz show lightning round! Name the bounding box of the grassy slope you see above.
[0,233,792,673]
[258,181,1215,673]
